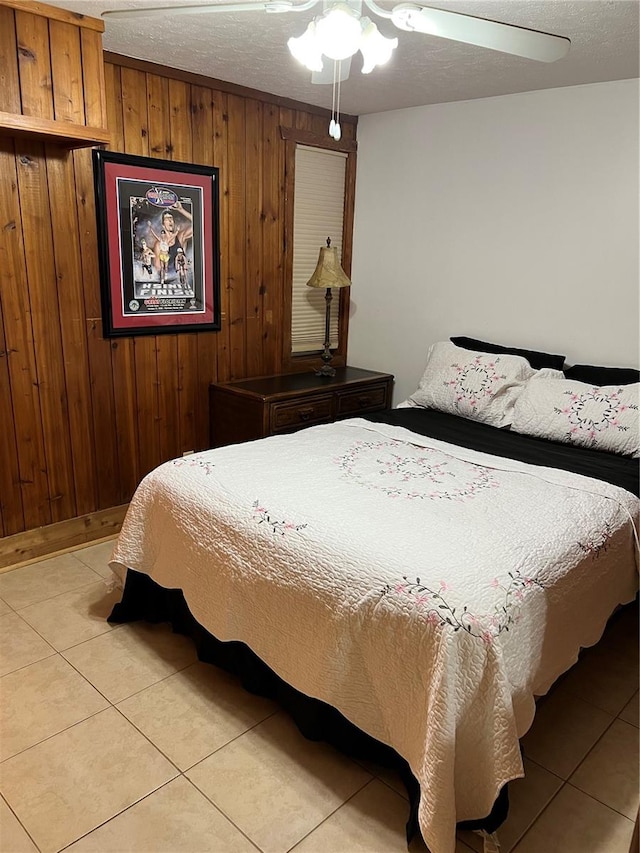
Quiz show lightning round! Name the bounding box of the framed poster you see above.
[93,150,220,337]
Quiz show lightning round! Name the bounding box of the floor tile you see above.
[117,661,276,770]
[0,795,38,853]
[619,692,639,728]
[559,625,639,716]
[521,689,613,778]
[0,598,10,616]
[354,758,409,800]
[0,655,108,761]
[570,719,639,819]
[0,612,55,677]
[186,712,372,853]
[291,778,419,853]
[65,776,258,852]
[512,784,634,853]
[0,707,177,853]
[18,581,121,651]
[73,540,117,579]
[0,555,102,610]
[62,622,197,703]
[457,758,563,853]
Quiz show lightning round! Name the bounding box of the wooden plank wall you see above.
[0,7,357,540]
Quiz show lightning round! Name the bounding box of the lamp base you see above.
[315,363,336,378]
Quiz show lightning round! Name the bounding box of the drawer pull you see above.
[298,407,315,421]
[358,395,372,407]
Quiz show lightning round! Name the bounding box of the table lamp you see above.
[305,237,351,377]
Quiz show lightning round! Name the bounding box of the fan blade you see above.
[102,0,319,19]
[311,57,351,84]
[388,3,570,62]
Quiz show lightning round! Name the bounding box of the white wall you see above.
[348,79,640,404]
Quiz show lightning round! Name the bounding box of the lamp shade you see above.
[306,240,352,289]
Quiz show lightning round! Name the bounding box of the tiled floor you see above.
[0,540,637,853]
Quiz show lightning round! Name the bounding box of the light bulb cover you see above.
[288,21,324,71]
[315,3,363,60]
[359,17,398,73]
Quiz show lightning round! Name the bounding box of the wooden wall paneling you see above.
[102,63,140,506]
[45,147,97,515]
[168,78,198,455]
[48,21,84,125]
[244,98,264,379]
[212,92,231,383]
[0,6,21,114]
[146,72,169,158]
[310,112,327,138]
[146,72,180,463]
[279,110,295,371]
[294,110,313,132]
[0,297,24,536]
[108,63,143,496]
[191,83,218,448]
[15,10,54,120]
[104,62,124,152]
[0,140,50,529]
[121,66,161,480]
[80,27,107,130]
[14,140,76,522]
[226,94,247,380]
[260,103,283,376]
[71,147,120,510]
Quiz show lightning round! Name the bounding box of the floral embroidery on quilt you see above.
[382,570,544,645]
[337,440,498,501]
[253,500,307,535]
[577,523,614,559]
[171,457,216,475]
[446,356,508,416]
[554,387,638,446]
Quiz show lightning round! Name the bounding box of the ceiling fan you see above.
[103,1,571,139]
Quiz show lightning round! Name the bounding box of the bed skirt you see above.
[109,569,509,846]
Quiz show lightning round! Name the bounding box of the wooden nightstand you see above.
[209,367,394,448]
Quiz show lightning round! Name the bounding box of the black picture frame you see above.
[93,149,221,337]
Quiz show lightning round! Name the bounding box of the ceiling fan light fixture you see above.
[288,21,324,71]
[359,18,398,72]
[315,3,362,60]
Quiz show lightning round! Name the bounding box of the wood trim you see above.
[280,125,357,153]
[0,0,104,31]
[0,111,110,147]
[0,504,128,570]
[104,52,358,124]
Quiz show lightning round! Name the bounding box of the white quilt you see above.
[112,418,639,853]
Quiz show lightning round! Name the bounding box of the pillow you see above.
[409,341,538,427]
[564,363,640,386]
[450,336,566,371]
[511,377,639,457]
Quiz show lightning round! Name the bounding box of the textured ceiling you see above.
[51,0,639,115]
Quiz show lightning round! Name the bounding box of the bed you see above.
[109,345,640,853]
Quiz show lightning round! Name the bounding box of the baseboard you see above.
[0,505,128,572]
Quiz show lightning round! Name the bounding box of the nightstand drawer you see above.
[270,395,333,432]
[336,384,388,416]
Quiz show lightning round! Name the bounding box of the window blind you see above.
[291,145,347,353]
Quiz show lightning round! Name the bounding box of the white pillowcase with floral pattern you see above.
[407,340,540,427]
[511,377,640,456]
